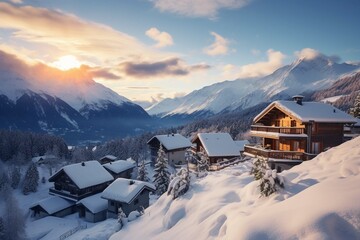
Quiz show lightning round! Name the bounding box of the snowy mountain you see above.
[147,54,360,118]
[110,137,360,240]
[0,50,151,143]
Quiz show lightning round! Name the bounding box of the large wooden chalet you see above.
[244,96,357,171]
[147,133,192,166]
[48,160,114,201]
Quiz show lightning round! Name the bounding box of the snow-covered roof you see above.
[100,155,117,161]
[148,134,192,151]
[77,193,108,214]
[255,100,357,123]
[102,179,155,204]
[30,196,75,214]
[194,133,240,157]
[234,140,250,152]
[103,160,136,174]
[32,155,56,163]
[49,160,114,189]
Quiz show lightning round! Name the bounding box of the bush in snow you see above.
[128,210,141,222]
[250,157,268,180]
[118,207,127,230]
[137,160,149,182]
[259,169,284,197]
[167,168,191,199]
[10,167,21,189]
[196,152,209,177]
[22,162,39,195]
[153,145,170,195]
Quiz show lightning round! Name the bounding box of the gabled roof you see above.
[100,155,117,161]
[102,179,155,204]
[193,133,240,157]
[103,160,136,174]
[254,100,357,124]
[147,134,192,151]
[30,196,75,214]
[235,140,250,152]
[32,155,56,163]
[49,160,114,189]
[77,193,108,214]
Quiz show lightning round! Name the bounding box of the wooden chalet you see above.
[30,196,76,219]
[77,193,108,223]
[48,160,114,201]
[102,160,136,179]
[101,178,156,218]
[191,132,240,170]
[147,133,192,166]
[244,96,357,171]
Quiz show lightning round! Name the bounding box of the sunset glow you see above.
[51,55,82,71]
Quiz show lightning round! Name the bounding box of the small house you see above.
[48,160,114,201]
[244,96,357,171]
[101,178,156,218]
[235,140,250,156]
[30,196,76,219]
[32,155,57,165]
[147,134,192,166]
[77,193,108,223]
[103,160,136,179]
[99,155,118,165]
[191,132,240,167]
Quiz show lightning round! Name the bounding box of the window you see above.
[291,120,296,127]
[134,199,139,205]
[110,201,114,206]
[312,142,321,154]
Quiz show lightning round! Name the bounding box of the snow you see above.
[102,178,155,204]
[255,100,357,123]
[234,140,250,152]
[195,133,240,157]
[100,155,117,161]
[321,95,345,103]
[103,160,135,174]
[30,196,75,214]
[110,137,360,240]
[148,134,192,150]
[77,193,108,214]
[49,160,114,189]
[250,130,308,138]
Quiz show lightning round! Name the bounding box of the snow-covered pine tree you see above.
[153,145,170,195]
[349,92,360,118]
[10,167,21,189]
[137,160,149,182]
[117,207,127,229]
[0,216,4,239]
[22,162,39,195]
[3,186,25,240]
[167,168,190,199]
[259,169,284,197]
[250,157,268,180]
[0,172,9,192]
[197,152,209,176]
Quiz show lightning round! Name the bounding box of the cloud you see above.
[82,65,121,80]
[295,48,341,63]
[203,32,230,56]
[10,0,23,4]
[151,0,251,18]
[120,58,210,78]
[146,27,174,48]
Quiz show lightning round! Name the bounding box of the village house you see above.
[191,132,240,170]
[32,154,57,165]
[244,96,357,171]
[235,140,250,157]
[99,155,118,164]
[102,159,136,179]
[48,160,114,201]
[101,178,156,218]
[29,196,76,219]
[147,133,192,166]
[77,193,108,223]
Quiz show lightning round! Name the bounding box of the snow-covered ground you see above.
[110,137,360,240]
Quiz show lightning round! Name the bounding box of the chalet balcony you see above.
[251,125,305,134]
[49,187,95,201]
[244,145,317,161]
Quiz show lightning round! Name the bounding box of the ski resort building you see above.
[101,178,156,218]
[48,160,114,201]
[102,159,136,179]
[147,133,192,166]
[244,96,357,171]
[191,132,241,169]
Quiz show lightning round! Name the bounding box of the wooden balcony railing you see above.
[244,145,317,161]
[251,125,305,134]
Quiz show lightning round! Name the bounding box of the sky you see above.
[0,0,360,105]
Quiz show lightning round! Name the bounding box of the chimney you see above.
[292,95,304,105]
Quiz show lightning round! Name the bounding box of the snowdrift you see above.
[110,137,360,240]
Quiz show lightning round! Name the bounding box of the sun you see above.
[51,55,82,71]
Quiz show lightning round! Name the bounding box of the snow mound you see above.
[110,137,360,240]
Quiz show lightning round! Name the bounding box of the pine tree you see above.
[167,168,190,199]
[137,160,149,182]
[0,216,4,239]
[0,172,9,192]
[153,145,170,195]
[10,167,21,189]
[349,92,360,118]
[22,162,39,195]
[117,207,127,229]
[250,157,268,180]
[197,152,209,177]
[259,169,284,197]
[3,189,25,240]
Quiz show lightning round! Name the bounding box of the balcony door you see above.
[311,142,321,154]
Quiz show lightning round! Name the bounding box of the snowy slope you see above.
[147,55,359,117]
[110,136,360,240]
